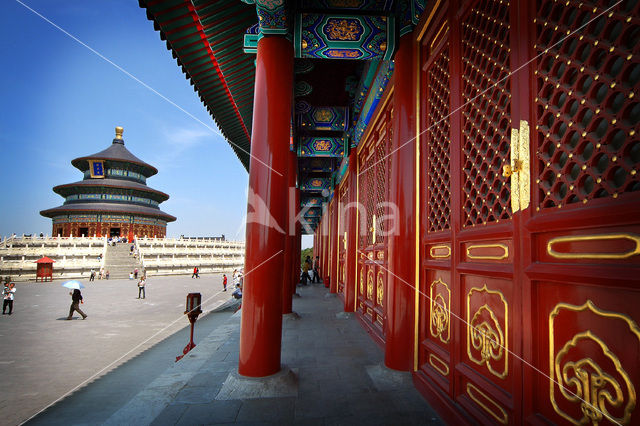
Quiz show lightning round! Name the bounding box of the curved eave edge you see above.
[40,206,177,223]
[139,0,251,173]
[52,182,171,202]
[71,156,159,177]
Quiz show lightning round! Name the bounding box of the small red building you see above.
[34,256,55,282]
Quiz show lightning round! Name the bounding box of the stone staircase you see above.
[103,243,142,279]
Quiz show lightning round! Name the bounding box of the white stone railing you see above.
[135,237,244,276]
[0,236,108,281]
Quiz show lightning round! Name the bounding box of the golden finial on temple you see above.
[115,126,124,140]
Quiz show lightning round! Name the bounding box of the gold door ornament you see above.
[366,269,374,300]
[503,120,530,213]
[376,271,384,306]
[467,285,509,379]
[359,267,364,295]
[550,300,639,425]
[430,278,451,343]
[370,214,377,244]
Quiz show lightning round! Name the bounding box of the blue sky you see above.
[0,0,313,248]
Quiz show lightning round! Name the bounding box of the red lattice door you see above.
[416,0,640,424]
[356,100,392,345]
[523,0,640,424]
[337,176,350,296]
[417,1,523,423]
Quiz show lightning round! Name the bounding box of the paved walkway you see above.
[1,274,233,425]
[30,282,444,425]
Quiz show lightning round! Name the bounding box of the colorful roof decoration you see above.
[140,0,257,170]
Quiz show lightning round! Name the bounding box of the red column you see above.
[344,151,359,312]
[282,150,297,314]
[330,199,338,292]
[239,36,293,377]
[385,33,416,371]
[294,214,301,291]
[323,207,329,287]
[322,211,329,284]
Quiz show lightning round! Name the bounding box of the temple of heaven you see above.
[41,126,176,239]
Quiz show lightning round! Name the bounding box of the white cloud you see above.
[149,125,212,170]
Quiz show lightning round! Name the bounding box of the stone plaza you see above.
[1,273,233,425]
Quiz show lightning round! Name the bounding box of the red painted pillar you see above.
[330,199,338,293]
[325,208,331,285]
[294,214,301,291]
[239,36,293,377]
[322,212,328,283]
[344,151,359,312]
[282,150,297,314]
[385,33,416,371]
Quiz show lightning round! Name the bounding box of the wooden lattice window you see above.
[426,41,452,232]
[535,0,640,209]
[461,0,512,227]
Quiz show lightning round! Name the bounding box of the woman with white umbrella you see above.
[62,281,87,320]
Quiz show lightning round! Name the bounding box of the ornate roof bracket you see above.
[244,9,397,61]
[298,106,349,132]
[241,0,291,40]
[298,136,345,157]
[397,0,426,37]
[301,196,323,208]
[294,13,395,60]
[300,176,331,193]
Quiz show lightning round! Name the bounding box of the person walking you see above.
[67,289,87,320]
[301,259,310,285]
[89,269,95,281]
[192,266,198,279]
[137,276,146,299]
[2,282,16,315]
[134,268,139,279]
[312,256,320,283]
[222,274,227,291]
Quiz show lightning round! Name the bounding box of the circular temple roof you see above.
[40,202,176,222]
[42,126,175,224]
[52,178,170,202]
[71,127,159,177]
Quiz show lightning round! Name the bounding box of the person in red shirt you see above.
[222,274,227,291]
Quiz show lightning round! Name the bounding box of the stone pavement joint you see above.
[104,312,241,426]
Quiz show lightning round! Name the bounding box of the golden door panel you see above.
[357,262,366,313]
[429,272,452,345]
[458,377,510,425]
[373,267,385,330]
[419,269,453,395]
[462,239,512,263]
[460,275,514,391]
[427,242,452,261]
[536,226,640,265]
[532,282,640,425]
